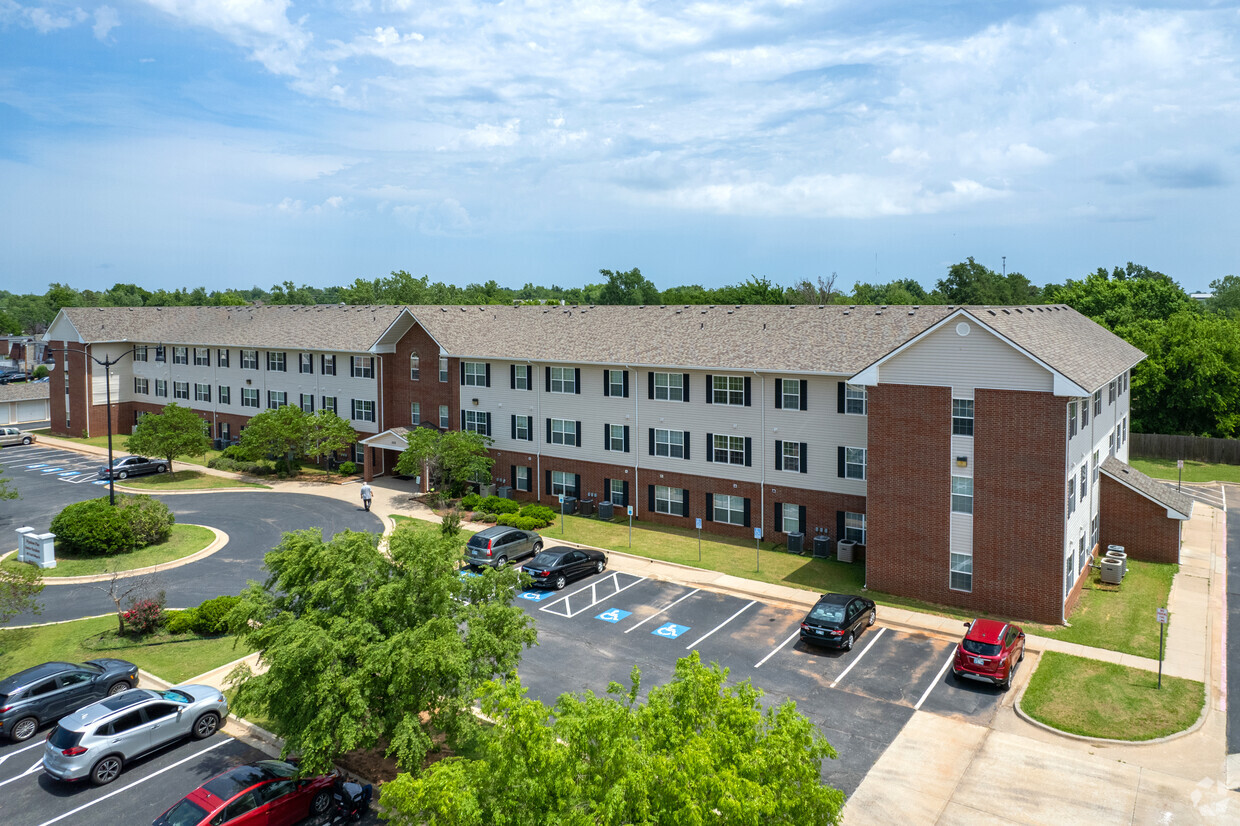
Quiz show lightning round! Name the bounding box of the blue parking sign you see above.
[518,590,554,602]
[652,622,690,639]
[596,608,632,624]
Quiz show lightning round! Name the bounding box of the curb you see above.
[0,525,229,585]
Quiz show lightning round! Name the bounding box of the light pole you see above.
[47,345,135,506]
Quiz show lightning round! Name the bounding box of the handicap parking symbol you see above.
[596,608,633,624]
[652,622,690,639]
[518,590,554,602]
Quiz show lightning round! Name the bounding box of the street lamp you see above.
[46,345,136,506]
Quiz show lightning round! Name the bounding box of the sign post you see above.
[1177,459,1183,492]
[754,527,763,572]
[627,506,634,547]
[695,517,703,562]
[1156,607,1169,688]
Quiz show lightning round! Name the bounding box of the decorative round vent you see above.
[955,322,971,337]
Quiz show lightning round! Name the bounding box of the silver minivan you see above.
[42,685,228,786]
[0,426,34,446]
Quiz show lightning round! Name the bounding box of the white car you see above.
[0,426,35,446]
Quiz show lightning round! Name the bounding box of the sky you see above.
[1,1,1237,295]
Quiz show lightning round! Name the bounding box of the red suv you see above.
[952,618,1025,690]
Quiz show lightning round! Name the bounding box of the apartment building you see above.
[45,302,1183,623]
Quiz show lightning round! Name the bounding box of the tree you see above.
[1,565,43,624]
[394,428,494,495]
[238,405,311,464]
[305,410,358,475]
[1046,264,1196,327]
[1207,274,1240,316]
[936,257,1042,305]
[790,273,841,305]
[850,278,936,305]
[379,652,844,826]
[126,402,211,473]
[86,570,164,634]
[226,525,537,775]
[597,268,660,305]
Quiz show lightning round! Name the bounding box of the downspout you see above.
[1062,399,1071,626]
[631,365,638,517]
[757,371,765,544]
[533,360,541,501]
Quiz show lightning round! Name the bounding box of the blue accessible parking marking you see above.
[596,608,633,624]
[92,480,110,485]
[25,463,48,469]
[651,622,690,639]
[518,590,555,602]
[40,467,64,473]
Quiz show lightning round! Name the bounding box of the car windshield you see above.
[80,663,103,674]
[160,799,210,826]
[808,604,845,623]
[466,535,490,549]
[961,639,1002,657]
[161,689,194,704]
[528,552,563,568]
[49,726,82,749]
[256,760,296,779]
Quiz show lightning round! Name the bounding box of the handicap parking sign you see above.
[596,608,633,624]
[652,622,690,639]
[518,590,554,602]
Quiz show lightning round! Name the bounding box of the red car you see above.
[952,618,1025,690]
[153,759,334,826]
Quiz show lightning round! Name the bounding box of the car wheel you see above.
[21,436,31,445]
[867,609,876,627]
[1018,646,1025,663]
[117,470,128,480]
[532,541,543,553]
[554,574,567,590]
[90,755,123,786]
[10,716,38,742]
[843,631,855,651]
[157,464,167,473]
[310,790,333,817]
[495,556,507,569]
[106,680,131,696]
[1000,669,1012,691]
[192,712,220,740]
[595,559,605,575]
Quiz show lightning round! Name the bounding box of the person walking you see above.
[360,481,373,511]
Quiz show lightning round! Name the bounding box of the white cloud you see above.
[462,119,521,149]
[93,5,119,41]
[140,0,311,75]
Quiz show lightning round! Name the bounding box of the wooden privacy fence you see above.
[1131,433,1240,465]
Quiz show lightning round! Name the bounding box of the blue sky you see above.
[1,1,1236,294]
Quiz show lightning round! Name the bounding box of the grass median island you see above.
[1,524,216,578]
[0,615,252,685]
[119,469,269,491]
[1022,651,1203,740]
[1128,456,1240,486]
[1032,559,1176,659]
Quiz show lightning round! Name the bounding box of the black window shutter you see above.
[485,412,491,436]
[649,428,655,455]
[744,437,752,467]
[485,364,491,387]
[774,440,783,471]
[648,372,655,399]
[775,378,783,409]
[525,365,532,389]
[623,426,630,453]
[800,443,808,474]
[546,366,551,390]
[648,485,655,512]
[623,371,630,398]
[838,446,846,477]
[546,469,551,494]
[836,511,845,541]
[576,421,582,447]
[742,498,751,528]
[622,481,629,507]
[575,368,581,394]
[574,475,581,499]
[510,465,516,487]
[774,504,783,533]
[603,478,610,501]
[799,505,807,532]
[800,380,809,411]
[511,415,516,439]
[320,354,325,373]
[683,373,691,402]
[744,377,752,406]
[705,375,713,404]
[603,370,610,397]
[510,364,516,388]
[683,432,690,461]
[705,433,713,462]
[460,362,465,384]
[528,419,534,442]
[679,492,689,517]
[837,381,845,414]
[604,424,611,451]
[546,418,552,443]
[705,493,714,521]
[460,410,465,430]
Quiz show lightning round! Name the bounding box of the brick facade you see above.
[1099,475,1183,564]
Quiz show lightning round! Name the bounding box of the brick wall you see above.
[49,341,87,437]
[1099,476,1183,563]
[382,323,457,433]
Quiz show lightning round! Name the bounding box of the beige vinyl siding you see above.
[879,321,1054,392]
[949,512,973,556]
[765,376,866,496]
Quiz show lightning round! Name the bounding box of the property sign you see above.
[626,506,634,516]
[754,527,763,540]
[695,518,702,530]
[1177,459,1184,470]
[1157,607,1169,624]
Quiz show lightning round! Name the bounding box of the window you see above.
[154,345,166,363]
[1092,515,1099,552]
[439,405,449,429]
[155,379,167,398]
[1067,476,1076,516]
[1092,450,1100,483]
[844,447,866,480]
[241,350,258,369]
[1079,464,1089,498]
[194,383,211,402]
[609,479,625,506]
[512,365,529,390]
[1121,416,1128,446]
[550,418,577,446]
[711,375,745,406]
[241,388,259,408]
[194,348,210,366]
[218,386,230,405]
[607,424,627,452]
[1064,549,1074,599]
[354,443,364,464]
[133,346,147,362]
[951,476,973,514]
[217,349,229,368]
[845,384,867,415]
[550,366,576,393]
[653,429,685,459]
[1109,380,1116,404]
[550,471,575,496]
[781,378,804,411]
[1094,389,1102,416]
[515,466,531,492]
[1122,371,1128,394]
[267,352,286,372]
[173,346,188,365]
[410,353,420,380]
[654,485,684,516]
[713,493,745,525]
[351,357,374,379]
[462,362,487,386]
[322,396,337,415]
[439,357,448,383]
[950,551,972,592]
[780,441,801,473]
[411,402,420,424]
[952,399,974,436]
[1068,401,1077,438]
[514,415,531,441]
[781,503,801,534]
[712,434,745,465]
[1081,396,1090,427]
[652,372,684,401]
[321,354,336,376]
[844,512,866,544]
[352,399,376,422]
[300,353,313,374]
[173,381,189,400]
[133,377,148,395]
[464,409,489,434]
[300,394,315,413]
[608,370,626,398]
[1108,431,1115,456]
[268,390,287,409]
[1078,530,1088,577]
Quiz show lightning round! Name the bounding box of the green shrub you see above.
[459,493,482,511]
[338,461,357,476]
[470,511,487,522]
[479,496,519,514]
[32,365,49,379]
[440,510,462,537]
[165,609,198,635]
[119,495,175,547]
[484,513,499,523]
[192,595,240,636]
[220,444,249,461]
[50,498,135,556]
[519,504,557,523]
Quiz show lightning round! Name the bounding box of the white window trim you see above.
[844,446,866,480]
[550,366,576,394]
[951,475,973,515]
[844,383,867,415]
[781,441,801,473]
[550,418,576,446]
[654,485,683,516]
[711,375,745,406]
[654,428,684,459]
[713,493,745,525]
[653,372,684,402]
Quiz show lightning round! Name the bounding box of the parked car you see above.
[465,526,543,569]
[0,370,30,384]
[153,759,335,826]
[42,685,227,786]
[952,618,1025,690]
[99,454,168,480]
[0,659,138,742]
[520,547,607,590]
[798,593,876,651]
[0,426,35,446]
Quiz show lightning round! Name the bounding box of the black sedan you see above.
[0,659,139,742]
[798,593,877,651]
[99,455,169,480]
[520,547,607,590]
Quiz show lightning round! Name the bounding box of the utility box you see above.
[598,501,614,520]
[1105,548,1128,578]
[497,486,512,500]
[579,498,596,516]
[837,540,857,564]
[1100,558,1123,584]
[562,496,577,515]
[478,484,496,498]
[786,532,804,554]
[812,535,832,558]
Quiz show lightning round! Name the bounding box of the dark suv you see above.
[464,526,542,569]
[0,659,139,742]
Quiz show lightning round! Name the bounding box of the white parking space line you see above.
[754,629,801,668]
[0,740,46,767]
[624,589,700,633]
[684,601,756,650]
[0,757,45,789]
[828,627,886,689]
[35,739,229,826]
[915,650,957,710]
[539,573,647,618]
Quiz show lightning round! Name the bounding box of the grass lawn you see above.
[1030,559,1176,660]
[1128,456,1240,486]
[120,469,268,491]
[1022,651,1203,740]
[0,615,252,685]
[1,524,215,578]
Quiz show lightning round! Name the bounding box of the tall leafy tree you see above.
[597,268,660,305]
[125,402,211,473]
[305,409,358,475]
[394,428,494,494]
[936,257,1042,305]
[238,405,311,463]
[379,653,844,826]
[1207,274,1240,316]
[1046,264,1196,327]
[227,525,536,774]
[0,565,43,625]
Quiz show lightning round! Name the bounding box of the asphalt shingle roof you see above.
[0,381,49,403]
[1100,456,1195,519]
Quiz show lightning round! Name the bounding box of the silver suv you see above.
[464,526,542,569]
[0,426,34,446]
[42,685,228,786]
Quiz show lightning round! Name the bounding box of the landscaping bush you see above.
[479,496,519,515]
[484,513,498,523]
[459,493,482,511]
[470,512,487,522]
[119,495,175,547]
[440,510,462,537]
[50,498,135,556]
[122,596,166,637]
[496,515,543,531]
[192,595,240,636]
[220,444,248,461]
[519,504,556,523]
[165,609,198,635]
[208,456,272,476]
[338,461,357,476]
